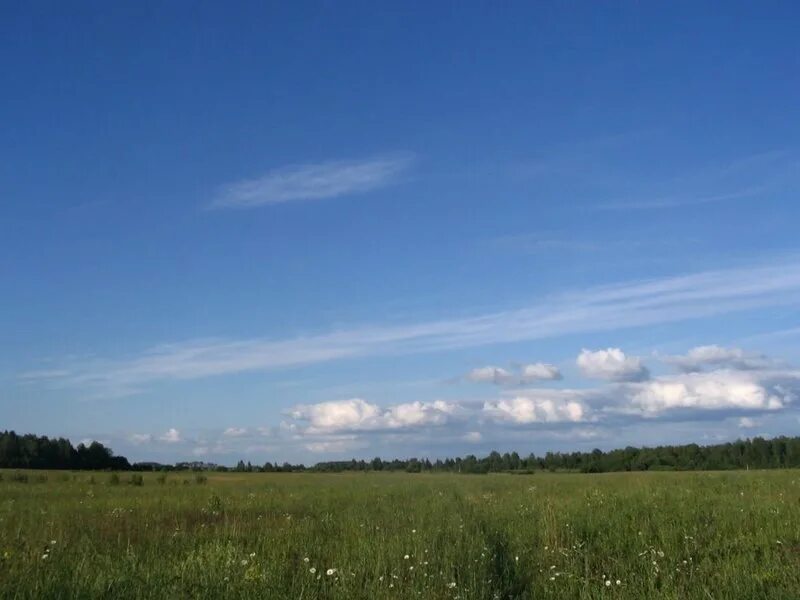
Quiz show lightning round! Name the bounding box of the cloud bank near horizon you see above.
[111,344,800,463]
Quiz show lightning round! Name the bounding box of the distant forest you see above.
[2,430,800,474]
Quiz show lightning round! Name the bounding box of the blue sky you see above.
[2,2,800,464]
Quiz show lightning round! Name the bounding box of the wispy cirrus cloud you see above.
[210,153,414,209]
[20,257,800,396]
[596,187,766,211]
[594,150,796,211]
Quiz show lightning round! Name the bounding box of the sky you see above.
[2,2,800,465]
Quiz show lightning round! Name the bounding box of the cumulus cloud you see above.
[577,348,649,381]
[383,400,457,428]
[462,431,483,443]
[520,362,562,382]
[289,398,459,434]
[483,392,587,424]
[211,154,413,209]
[129,433,152,444]
[665,345,770,372]
[738,417,760,429]
[223,427,248,437]
[466,363,560,385]
[159,428,182,443]
[626,370,788,415]
[466,366,514,384]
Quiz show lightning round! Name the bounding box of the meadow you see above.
[1,470,799,599]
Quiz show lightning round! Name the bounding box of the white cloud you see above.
[25,258,800,396]
[520,362,562,382]
[626,371,787,415]
[462,431,483,443]
[467,363,560,385]
[290,398,381,433]
[577,348,649,381]
[211,154,413,209]
[223,427,248,437]
[384,400,457,428]
[129,433,152,444]
[191,446,208,456]
[483,392,587,424]
[738,417,760,429]
[159,428,182,443]
[665,345,770,372]
[466,366,514,384]
[289,398,458,434]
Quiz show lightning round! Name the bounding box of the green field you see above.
[1,470,799,599]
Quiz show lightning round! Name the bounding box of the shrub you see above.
[108,473,120,486]
[194,473,208,485]
[128,474,144,486]
[156,473,167,485]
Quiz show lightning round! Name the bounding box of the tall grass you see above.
[1,470,798,598]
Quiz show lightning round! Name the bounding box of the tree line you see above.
[0,431,130,470]
[3,429,800,473]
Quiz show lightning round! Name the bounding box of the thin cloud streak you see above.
[593,150,794,211]
[595,186,766,211]
[210,153,414,209]
[24,257,800,395]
